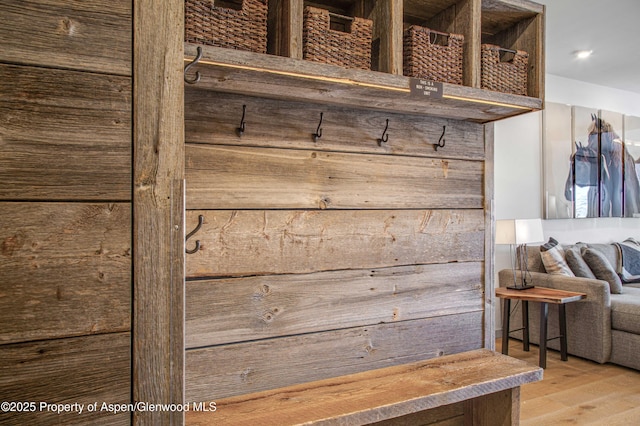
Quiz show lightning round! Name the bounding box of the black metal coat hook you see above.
[186,215,204,254]
[184,46,203,84]
[378,119,389,146]
[313,112,324,142]
[434,125,446,151]
[237,104,247,136]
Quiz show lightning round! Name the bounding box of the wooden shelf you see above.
[185,43,541,123]
[482,0,545,100]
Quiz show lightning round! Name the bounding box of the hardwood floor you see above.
[497,338,640,425]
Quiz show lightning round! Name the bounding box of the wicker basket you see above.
[403,26,464,85]
[303,6,372,70]
[185,0,268,54]
[481,44,528,95]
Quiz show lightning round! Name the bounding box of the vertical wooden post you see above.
[514,13,545,100]
[269,0,303,58]
[459,0,482,88]
[484,122,496,350]
[133,0,185,424]
[370,0,403,74]
[464,387,520,426]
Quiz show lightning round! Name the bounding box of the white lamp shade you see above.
[496,219,544,245]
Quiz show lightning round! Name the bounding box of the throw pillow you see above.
[539,237,574,277]
[581,248,624,294]
[565,246,596,279]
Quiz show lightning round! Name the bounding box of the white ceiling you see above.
[536,0,640,94]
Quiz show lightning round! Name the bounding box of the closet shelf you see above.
[185,43,542,123]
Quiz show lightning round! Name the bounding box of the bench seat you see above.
[186,349,542,425]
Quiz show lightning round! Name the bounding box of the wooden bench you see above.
[186,349,542,425]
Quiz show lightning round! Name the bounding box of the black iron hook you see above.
[184,46,203,84]
[378,119,389,146]
[237,104,247,136]
[185,215,204,254]
[434,125,446,151]
[313,112,324,142]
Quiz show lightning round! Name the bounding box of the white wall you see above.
[494,74,640,334]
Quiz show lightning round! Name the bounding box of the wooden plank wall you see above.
[0,1,132,424]
[184,90,489,402]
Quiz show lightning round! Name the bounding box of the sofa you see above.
[498,239,640,371]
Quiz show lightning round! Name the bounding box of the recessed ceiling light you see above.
[575,50,593,59]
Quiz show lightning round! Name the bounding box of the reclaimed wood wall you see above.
[184,90,491,402]
[0,0,132,424]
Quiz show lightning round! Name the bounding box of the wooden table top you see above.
[186,349,542,425]
[495,286,587,304]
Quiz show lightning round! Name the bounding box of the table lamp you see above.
[496,218,544,290]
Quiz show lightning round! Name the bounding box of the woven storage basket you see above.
[303,6,373,70]
[481,44,528,95]
[185,0,268,54]
[403,26,464,85]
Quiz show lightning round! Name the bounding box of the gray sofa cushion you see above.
[586,243,620,270]
[611,287,640,334]
[611,330,640,371]
[565,246,597,279]
[525,246,545,273]
[582,248,624,294]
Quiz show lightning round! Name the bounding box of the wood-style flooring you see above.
[497,338,640,425]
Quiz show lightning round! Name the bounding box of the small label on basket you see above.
[410,78,443,99]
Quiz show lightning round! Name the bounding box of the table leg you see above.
[522,301,530,352]
[502,298,511,355]
[539,302,548,369]
[559,304,568,361]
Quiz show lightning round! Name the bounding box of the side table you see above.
[496,286,587,368]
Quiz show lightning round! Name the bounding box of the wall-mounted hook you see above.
[313,112,324,142]
[434,125,446,151]
[378,119,389,146]
[186,215,204,254]
[184,46,203,84]
[237,104,247,136]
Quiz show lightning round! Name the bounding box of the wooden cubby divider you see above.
[267,0,543,101]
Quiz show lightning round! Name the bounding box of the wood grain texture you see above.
[368,403,463,426]
[496,287,586,304]
[457,0,481,89]
[464,388,519,426]
[186,312,485,401]
[185,145,483,210]
[0,64,131,201]
[500,338,640,426]
[483,123,495,350]
[488,13,544,100]
[481,0,541,36]
[0,332,130,425]
[0,202,130,344]
[184,43,541,122]
[404,0,462,22]
[371,0,402,74]
[170,180,186,425]
[0,0,131,75]
[132,0,185,423]
[480,0,545,99]
[186,262,483,348]
[185,90,485,160]
[186,349,541,425]
[185,209,484,278]
[268,0,303,58]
